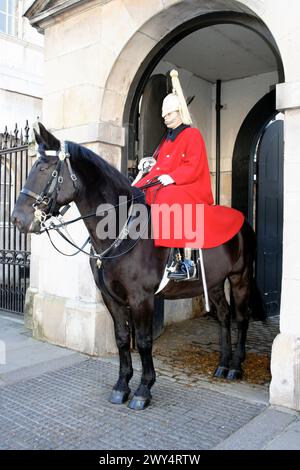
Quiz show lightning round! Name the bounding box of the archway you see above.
[120,11,284,174]
[118,8,284,321]
[106,3,284,374]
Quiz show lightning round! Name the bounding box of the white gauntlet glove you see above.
[138,157,156,174]
[131,157,157,186]
[158,174,175,186]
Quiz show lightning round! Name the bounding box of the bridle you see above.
[20,141,162,267]
[21,142,78,225]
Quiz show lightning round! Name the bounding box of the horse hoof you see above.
[128,396,151,410]
[109,389,130,404]
[214,366,229,378]
[227,369,243,380]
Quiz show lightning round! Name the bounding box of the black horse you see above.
[12,124,264,410]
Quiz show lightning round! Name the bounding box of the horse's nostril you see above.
[11,215,22,229]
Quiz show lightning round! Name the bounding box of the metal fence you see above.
[0,122,31,314]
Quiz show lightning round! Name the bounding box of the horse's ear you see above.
[38,122,60,150]
[33,128,45,146]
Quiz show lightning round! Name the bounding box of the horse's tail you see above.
[239,219,267,322]
[249,279,267,321]
[229,264,266,322]
[245,220,267,322]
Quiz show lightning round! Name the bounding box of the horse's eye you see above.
[39,165,50,171]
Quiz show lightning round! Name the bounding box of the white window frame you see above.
[0,0,17,36]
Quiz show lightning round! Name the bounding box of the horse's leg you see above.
[227,270,250,380]
[101,294,133,404]
[128,297,156,410]
[209,283,232,378]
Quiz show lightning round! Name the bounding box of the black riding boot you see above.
[167,248,196,280]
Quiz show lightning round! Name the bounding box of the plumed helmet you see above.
[161,93,181,117]
[161,70,192,125]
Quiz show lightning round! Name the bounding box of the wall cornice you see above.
[24,0,111,31]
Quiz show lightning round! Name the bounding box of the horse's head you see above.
[11,123,79,234]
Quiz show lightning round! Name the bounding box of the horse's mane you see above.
[67,141,132,194]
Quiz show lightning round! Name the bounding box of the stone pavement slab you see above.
[0,313,85,386]
[214,407,298,450]
[264,419,300,450]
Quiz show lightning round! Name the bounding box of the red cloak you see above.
[134,127,244,248]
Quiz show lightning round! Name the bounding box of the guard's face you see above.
[163,111,182,129]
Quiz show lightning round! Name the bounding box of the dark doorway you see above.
[232,89,277,219]
[232,92,283,316]
[138,74,167,162]
[127,73,168,182]
[255,120,283,316]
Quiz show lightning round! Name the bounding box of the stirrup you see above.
[167,259,196,281]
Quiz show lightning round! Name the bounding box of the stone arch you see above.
[100,0,285,172]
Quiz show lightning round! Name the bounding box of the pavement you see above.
[0,311,299,450]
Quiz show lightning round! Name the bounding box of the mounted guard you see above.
[133,70,245,284]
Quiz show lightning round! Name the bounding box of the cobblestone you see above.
[155,314,278,354]
[153,314,279,386]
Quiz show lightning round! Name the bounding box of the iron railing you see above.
[0,122,31,314]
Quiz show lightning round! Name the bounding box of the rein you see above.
[21,143,162,265]
[42,176,160,232]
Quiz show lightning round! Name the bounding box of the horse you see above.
[11,123,264,410]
